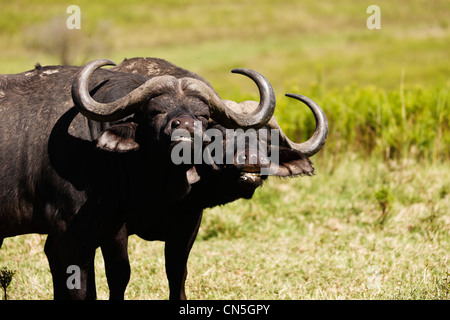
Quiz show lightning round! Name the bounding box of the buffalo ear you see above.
[97,122,140,152]
[268,147,315,177]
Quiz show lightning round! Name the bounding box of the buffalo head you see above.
[195,92,328,202]
[71,59,277,161]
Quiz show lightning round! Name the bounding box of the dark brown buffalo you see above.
[0,58,278,299]
[95,58,328,299]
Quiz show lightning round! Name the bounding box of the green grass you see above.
[0,0,449,90]
[0,0,449,299]
[1,156,449,300]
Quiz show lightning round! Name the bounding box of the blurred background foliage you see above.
[0,0,448,161]
[1,0,449,300]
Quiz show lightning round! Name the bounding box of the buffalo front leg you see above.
[164,209,203,300]
[101,224,131,300]
[45,235,70,299]
[47,199,107,300]
[45,234,97,300]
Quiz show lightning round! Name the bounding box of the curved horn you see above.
[269,94,328,157]
[72,59,179,122]
[72,60,276,128]
[182,68,276,129]
[229,68,276,128]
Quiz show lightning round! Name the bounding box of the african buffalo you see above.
[0,58,278,299]
[94,58,328,299]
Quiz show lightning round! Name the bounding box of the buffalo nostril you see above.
[171,120,181,129]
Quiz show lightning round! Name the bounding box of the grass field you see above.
[0,0,449,299]
[2,157,449,299]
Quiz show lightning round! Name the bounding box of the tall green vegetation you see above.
[274,81,449,162]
